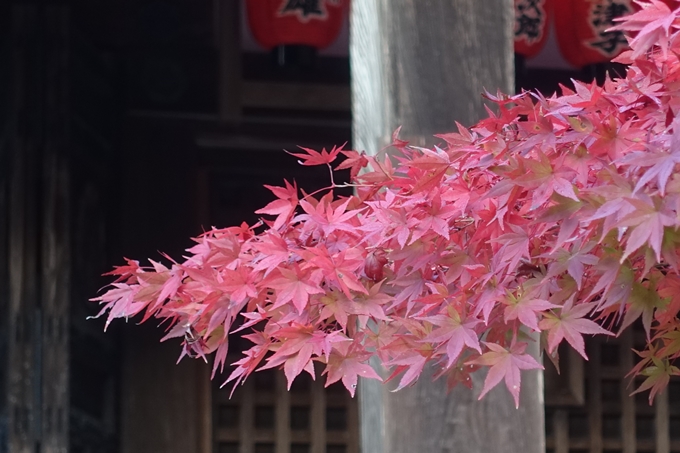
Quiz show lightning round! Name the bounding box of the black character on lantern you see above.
[280,0,325,19]
[515,0,545,44]
[589,0,630,55]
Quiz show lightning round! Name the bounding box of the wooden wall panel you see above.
[213,367,359,453]
[545,328,680,453]
[121,326,212,453]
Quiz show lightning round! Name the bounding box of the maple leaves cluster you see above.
[95,1,680,406]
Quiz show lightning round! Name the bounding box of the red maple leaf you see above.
[335,149,369,179]
[255,180,298,231]
[260,326,341,388]
[324,339,382,397]
[303,247,368,298]
[102,257,140,283]
[295,197,361,237]
[251,231,292,274]
[503,293,558,332]
[538,299,613,359]
[618,196,675,262]
[422,308,482,368]
[611,0,676,57]
[513,152,579,210]
[491,224,531,273]
[286,144,344,166]
[224,331,272,393]
[467,341,543,408]
[265,264,324,314]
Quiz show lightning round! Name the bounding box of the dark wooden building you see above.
[0,1,677,453]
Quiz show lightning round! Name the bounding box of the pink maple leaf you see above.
[491,224,531,273]
[503,293,558,332]
[295,197,360,237]
[422,309,482,368]
[467,341,543,408]
[261,326,342,388]
[324,340,382,397]
[335,149,369,179]
[618,195,675,262]
[303,247,368,298]
[611,0,676,58]
[255,180,298,230]
[286,144,344,166]
[265,264,324,314]
[251,231,292,274]
[538,299,613,359]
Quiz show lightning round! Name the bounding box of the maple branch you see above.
[92,1,680,405]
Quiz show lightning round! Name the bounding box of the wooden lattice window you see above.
[545,328,680,453]
[213,367,359,453]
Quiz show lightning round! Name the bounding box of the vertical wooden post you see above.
[6,5,70,453]
[655,390,670,453]
[553,410,569,453]
[0,135,8,453]
[240,379,255,453]
[215,0,241,122]
[8,10,40,451]
[350,1,545,452]
[0,3,10,448]
[275,372,291,453]
[310,378,326,453]
[41,7,71,453]
[588,341,602,453]
[620,331,636,453]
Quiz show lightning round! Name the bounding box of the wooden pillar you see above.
[0,4,11,451]
[350,1,545,452]
[5,5,71,453]
[351,0,516,150]
[215,0,242,122]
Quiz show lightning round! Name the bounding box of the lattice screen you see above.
[545,328,680,453]
[213,367,359,453]
[214,328,680,453]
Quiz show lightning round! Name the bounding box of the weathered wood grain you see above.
[351,0,515,152]
[6,6,70,453]
[351,1,545,452]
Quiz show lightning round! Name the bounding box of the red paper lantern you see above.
[553,0,676,68]
[246,0,348,50]
[554,0,636,67]
[514,0,553,58]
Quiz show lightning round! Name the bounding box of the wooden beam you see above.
[241,82,351,112]
[216,0,242,121]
